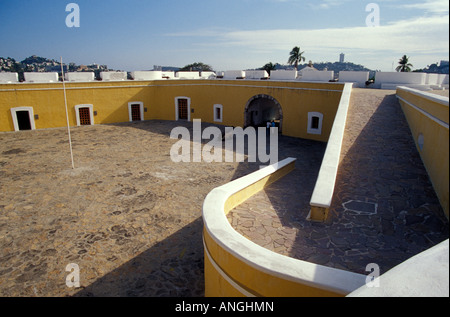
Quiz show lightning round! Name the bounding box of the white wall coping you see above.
[202,157,367,295]
[131,71,163,81]
[309,83,353,208]
[65,72,95,82]
[100,72,127,81]
[348,239,449,297]
[245,70,269,79]
[397,86,450,107]
[24,72,58,83]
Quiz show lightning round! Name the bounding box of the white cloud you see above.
[307,0,353,10]
[400,0,449,14]
[164,5,449,71]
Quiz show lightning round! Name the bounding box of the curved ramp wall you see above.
[202,158,367,297]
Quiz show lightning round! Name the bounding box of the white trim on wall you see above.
[307,112,324,135]
[10,107,36,131]
[75,104,94,126]
[213,104,223,123]
[174,96,191,121]
[128,101,144,122]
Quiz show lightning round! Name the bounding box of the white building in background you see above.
[339,53,345,63]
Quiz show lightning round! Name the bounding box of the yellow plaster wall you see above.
[397,88,449,219]
[202,158,361,297]
[203,229,342,297]
[0,80,344,142]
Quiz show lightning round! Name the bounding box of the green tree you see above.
[287,46,306,70]
[180,62,213,71]
[396,55,413,72]
[260,62,276,75]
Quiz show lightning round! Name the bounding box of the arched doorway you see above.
[244,94,283,133]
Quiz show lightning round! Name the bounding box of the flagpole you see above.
[61,57,75,169]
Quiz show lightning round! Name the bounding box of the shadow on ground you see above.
[75,217,204,297]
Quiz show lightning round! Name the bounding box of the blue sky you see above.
[0,0,448,71]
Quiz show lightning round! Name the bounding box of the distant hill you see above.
[21,55,57,66]
[300,61,374,73]
[414,61,449,74]
[0,55,113,81]
[258,61,376,79]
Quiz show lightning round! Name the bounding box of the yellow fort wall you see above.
[396,87,449,219]
[0,80,344,142]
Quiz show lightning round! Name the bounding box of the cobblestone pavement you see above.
[227,89,449,275]
[0,120,258,297]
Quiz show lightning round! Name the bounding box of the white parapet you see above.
[200,71,216,79]
[100,72,127,81]
[269,69,298,81]
[338,71,369,88]
[24,72,58,83]
[162,71,175,79]
[0,72,19,83]
[176,71,200,79]
[245,70,269,80]
[131,71,163,80]
[224,70,245,79]
[439,74,449,89]
[65,72,95,82]
[374,72,428,89]
[426,73,440,86]
[300,70,334,82]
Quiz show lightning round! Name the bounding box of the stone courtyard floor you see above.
[0,89,448,297]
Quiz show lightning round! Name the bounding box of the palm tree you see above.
[260,62,276,76]
[396,55,413,72]
[288,46,306,70]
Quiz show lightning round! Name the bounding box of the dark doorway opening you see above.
[16,111,32,131]
[244,95,283,133]
[131,104,142,121]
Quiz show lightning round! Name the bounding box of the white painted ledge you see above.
[202,157,367,296]
[309,83,353,214]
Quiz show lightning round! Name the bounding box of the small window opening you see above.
[311,116,320,130]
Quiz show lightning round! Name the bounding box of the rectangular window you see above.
[311,116,320,130]
[214,104,223,123]
[216,108,221,121]
[178,99,188,120]
[79,107,91,125]
[307,112,323,135]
